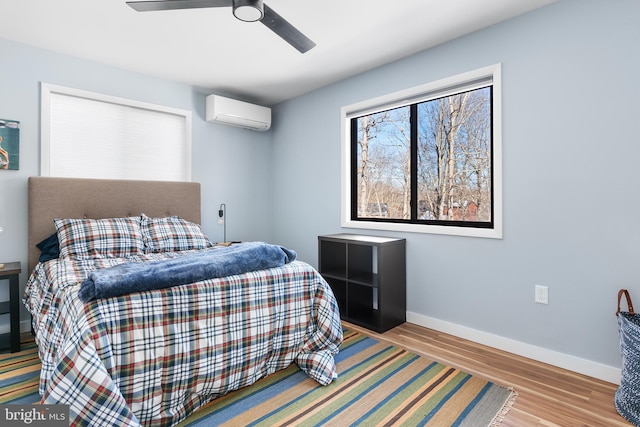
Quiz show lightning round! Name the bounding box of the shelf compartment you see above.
[347,283,379,327]
[319,240,347,279]
[347,244,374,284]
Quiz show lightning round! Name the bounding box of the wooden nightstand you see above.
[0,262,21,352]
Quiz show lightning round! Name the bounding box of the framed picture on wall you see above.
[0,119,20,170]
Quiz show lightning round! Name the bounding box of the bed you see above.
[24,177,343,427]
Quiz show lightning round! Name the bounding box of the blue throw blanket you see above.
[79,242,297,302]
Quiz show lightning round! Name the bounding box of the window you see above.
[41,83,192,181]
[341,64,502,238]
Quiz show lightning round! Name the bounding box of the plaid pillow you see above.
[54,217,145,260]
[140,214,212,253]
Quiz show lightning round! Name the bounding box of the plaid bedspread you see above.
[23,252,343,427]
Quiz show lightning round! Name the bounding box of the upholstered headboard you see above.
[28,177,202,273]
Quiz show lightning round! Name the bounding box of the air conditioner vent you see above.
[206,95,271,132]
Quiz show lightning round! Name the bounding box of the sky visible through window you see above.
[355,86,492,227]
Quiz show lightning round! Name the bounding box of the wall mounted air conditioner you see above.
[205,94,271,132]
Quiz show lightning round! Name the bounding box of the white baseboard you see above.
[0,320,32,335]
[407,311,621,385]
[20,320,31,334]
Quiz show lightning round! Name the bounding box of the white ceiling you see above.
[0,0,557,106]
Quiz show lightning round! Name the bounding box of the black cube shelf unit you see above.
[318,234,406,333]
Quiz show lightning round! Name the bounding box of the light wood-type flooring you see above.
[344,321,633,427]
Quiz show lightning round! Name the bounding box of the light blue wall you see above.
[271,0,640,371]
[0,38,273,328]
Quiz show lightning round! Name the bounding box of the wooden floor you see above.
[345,321,632,427]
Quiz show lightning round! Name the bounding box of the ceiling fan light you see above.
[233,0,264,22]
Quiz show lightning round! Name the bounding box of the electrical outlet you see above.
[535,285,549,304]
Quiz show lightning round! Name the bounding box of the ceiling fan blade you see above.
[127,0,231,12]
[261,4,315,53]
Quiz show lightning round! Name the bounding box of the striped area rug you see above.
[177,329,517,426]
[0,339,41,404]
[0,330,516,426]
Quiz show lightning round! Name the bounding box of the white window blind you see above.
[41,83,192,181]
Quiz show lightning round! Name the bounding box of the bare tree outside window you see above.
[356,106,410,220]
[417,86,492,224]
[352,86,493,229]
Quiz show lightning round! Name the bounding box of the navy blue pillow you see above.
[36,233,60,262]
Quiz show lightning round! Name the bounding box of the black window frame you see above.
[350,86,494,229]
[342,65,502,239]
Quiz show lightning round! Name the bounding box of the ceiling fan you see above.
[126,0,316,53]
